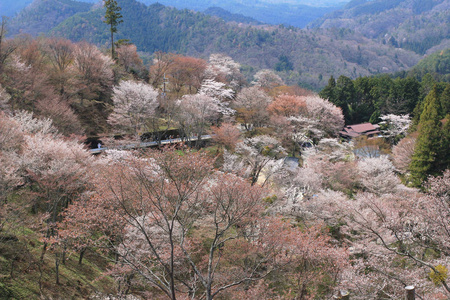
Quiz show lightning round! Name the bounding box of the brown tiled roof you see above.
[340,123,381,139]
[347,123,379,133]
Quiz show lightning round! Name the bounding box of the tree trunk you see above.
[110,24,115,60]
[62,245,66,265]
[55,253,60,285]
[79,248,87,265]
[405,286,415,300]
[40,242,47,263]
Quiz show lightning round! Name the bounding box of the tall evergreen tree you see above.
[103,0,123,59]
[437,115,450,173]
[440,84,450,117]
[410,86,442,186]
[319,75,336,103]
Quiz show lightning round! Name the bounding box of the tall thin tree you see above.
[0,16,16,74]
[103,0,123,60]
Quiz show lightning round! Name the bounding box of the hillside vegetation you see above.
[1,19,450,297]
[7,0,93,37]
[203,7,262,25]
[140,0,344,28]
[405,48,450,81]
[311,0,450,55]
[7,0,421,90]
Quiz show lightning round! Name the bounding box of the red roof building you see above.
[339,123,381,140]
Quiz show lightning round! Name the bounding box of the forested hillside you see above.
[7,0,421,90]
[311,0,450,55]
[6,0,93,37]
[1,0,345,27]
[203,7,262,25]
[403,48,450,81]
[141,0,343,28]
[1,33,450,299]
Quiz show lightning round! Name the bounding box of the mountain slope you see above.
[1,0,346,27]
[310,0,450,55]
[44,0,420,89]
[142,0,344,28]
[401,48,450,81]
[7,0,93,37]
[203,7,262,25]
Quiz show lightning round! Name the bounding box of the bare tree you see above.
[0,17,17,74]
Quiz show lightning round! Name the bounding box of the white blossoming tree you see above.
[233,135,286,186]
[252,69,284,90]
[379,114,411,144]
[107,80,159,135]
[176,94,221,143]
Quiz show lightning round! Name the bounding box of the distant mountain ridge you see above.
[203,7,262,25]
[1,0,347,28]
[140,0,346,28]
[7,0,93,37]
[39,0,419,89]
[310,0,450,55]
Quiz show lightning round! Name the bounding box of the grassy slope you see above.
[0,225,115,299]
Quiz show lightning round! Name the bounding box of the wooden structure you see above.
[339,123,381,140]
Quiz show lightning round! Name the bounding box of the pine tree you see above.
[437,115,450,173]
[103,0,123,59]
[319,75,336,103]
[410,86,442,186]
[440,84,450,117]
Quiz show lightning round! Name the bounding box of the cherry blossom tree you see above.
[207,53,244,90]
[0,111,94,283]
[61,150,347,299]
[45,38,76,98]
[149,51,175,88]
[167,55,207,94]
[73,41,114,99]
[229,135,286,186]
[0,84,11,112]
[267,94,306,117]
[210,123,241,151]
[252,69,284,91]
[20,133,92,219]
[304,95,344,137]
[267,95,344,155]
[198,79,235,117]
[107,80,159,135]
[342,190,450,299]
[35,94,84,135]
[233,86,272,130]
[116,44,144,74]
[0,112,24,152]
[175,94,221,143]
[392,136,416,174]
[357,155,400,195]
[11,110,57,136]
[379,114,411,144]
[15,37,45,70]
[60,152,245,297]
[0,114,24,202]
